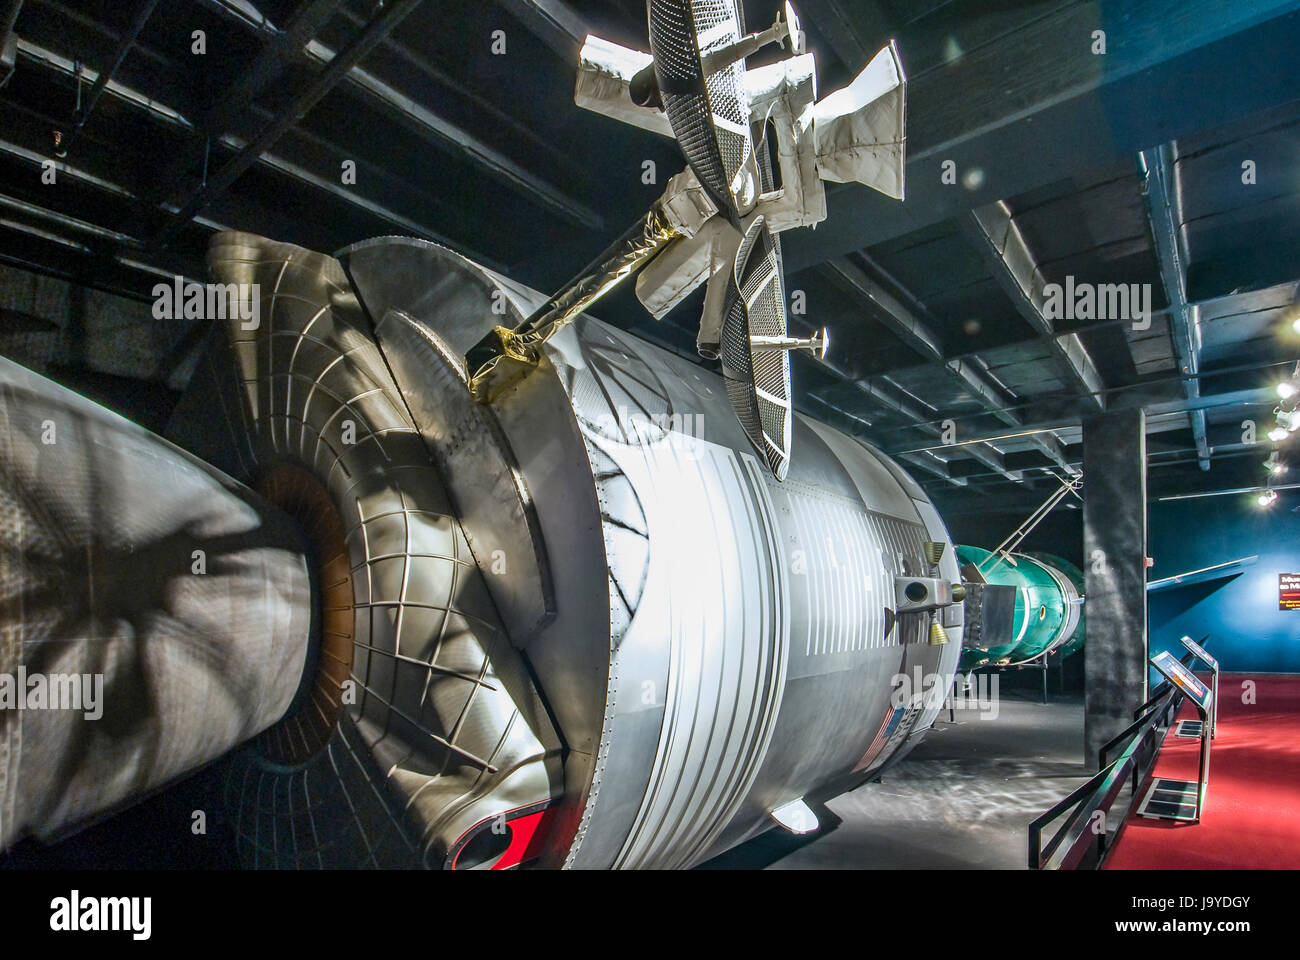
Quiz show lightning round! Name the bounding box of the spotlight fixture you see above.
[1258,489,1279,507]
[1268,426,1289,443]
[1266,453,1287,476]
[1280,381,1299,400]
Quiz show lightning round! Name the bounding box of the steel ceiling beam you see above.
[203,0,344,136]
[945,356,1024,428]
[150,0,426,249]
[0,120,214,282]
[827,294,1300,480]
[48,1,343,239]
[856,376,1023,484]
[1139,143,1210,471]
[1,1,23,86]
[802,340,992,488]
[303,44,602,229]
[853,275,1300,392]
[1,1,21,42]
[493,0,588,57]
[330,4,574,174]
[824,256,943,360]
[7,40,504,264]
[823,254,1076,476]
[892,384,1278,459]
[0,225,202,302]
[935,438,1270,499]
[59,0,160,155]
[964,201,1107,411]
[0,190,135,247]
[900,450,967,486]
[1030,430,1071,472]
[801,354,968,489]
[199,0,602,230]
[133,0,345,213]
[806,391,872,430]
[879,349,1295,442]
[783,0,1300,272]
[797,0,893,74]
[0,100,330,242]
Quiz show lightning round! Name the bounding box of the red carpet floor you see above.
[1104,674,1300,869]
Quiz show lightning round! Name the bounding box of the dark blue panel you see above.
[1149,496,1300,673]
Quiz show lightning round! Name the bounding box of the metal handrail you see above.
[1029,683,1183,870]
[1101,683,1185,769]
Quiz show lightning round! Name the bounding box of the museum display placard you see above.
[1279,573,1300,610]
[1150,649,1212,712]
[1180,636,1218,671]
[1141,650,1215,823]
[1179,636,1219,739]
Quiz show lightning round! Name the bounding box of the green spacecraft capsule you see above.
[957,545,1085,670]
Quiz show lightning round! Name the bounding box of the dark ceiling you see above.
[2,0,1300,521]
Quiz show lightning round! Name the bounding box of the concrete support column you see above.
[1083,409,1148,769]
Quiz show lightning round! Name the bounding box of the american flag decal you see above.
[853,701,908,773]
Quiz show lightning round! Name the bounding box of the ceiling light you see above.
[1258,489,1279,507]
[1271,461,1288,475]
[1280,382,1299,400]
[1269,426,1289,443]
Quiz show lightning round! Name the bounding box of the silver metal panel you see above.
[346,239,968,867]
[0,356,312,849]
[537,309,960,867]
[173,233,561,868]
[337,235,519,360]
[801,415,921,519]
[8,228,974,869]
[778,479,929,659]
[370,308,556,644]
[908,495,965,734]
[726,472,946,812]
[175,233,967,869]
[599,442,787,869]
[334,240,614,841]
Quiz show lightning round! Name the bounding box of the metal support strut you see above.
[466,203,683,402]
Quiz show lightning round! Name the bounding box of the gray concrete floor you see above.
[704,692,1089,869]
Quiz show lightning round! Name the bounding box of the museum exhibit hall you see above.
[0,0,1298,927]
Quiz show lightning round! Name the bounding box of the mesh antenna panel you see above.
[648,0,758,228]
[647,0,805,480]
[721,216,793,480]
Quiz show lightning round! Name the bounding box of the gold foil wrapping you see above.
[468,204,681,402]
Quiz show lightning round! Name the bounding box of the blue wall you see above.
[1148,495,1300,673]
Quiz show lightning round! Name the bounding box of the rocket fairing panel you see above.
[543,321,955,867]
[0,356,314,851]
[341,235,962,868]
[576,439,789,869]
[167,234,564,869]
[366,308,558,645]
